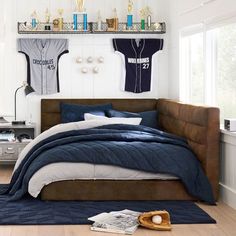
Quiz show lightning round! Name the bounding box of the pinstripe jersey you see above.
[18,38,69,95]
[113,38,163,93]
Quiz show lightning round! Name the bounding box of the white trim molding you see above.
[220,129,236,209]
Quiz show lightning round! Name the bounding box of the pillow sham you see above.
[84,113,142,125]
[60,103,112,123]
[107,109,159,129]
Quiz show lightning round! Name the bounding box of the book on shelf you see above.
[88,209,141,235]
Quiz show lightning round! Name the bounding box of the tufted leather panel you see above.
[157,99,220,199]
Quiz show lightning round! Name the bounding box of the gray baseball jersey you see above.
[18,38,69,95]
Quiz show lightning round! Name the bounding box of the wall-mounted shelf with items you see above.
[17,22,166,35]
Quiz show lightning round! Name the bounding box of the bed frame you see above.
[40,98,220,201]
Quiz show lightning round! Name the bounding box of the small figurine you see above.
[75,0,84,12]
[128,0,133,14]
[45,8,51,23]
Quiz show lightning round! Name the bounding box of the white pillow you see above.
[84,113,142,125]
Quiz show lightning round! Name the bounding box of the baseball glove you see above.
[138,210,171,231]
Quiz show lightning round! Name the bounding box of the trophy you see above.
[140,6,151,30]
[45,8,51,30]
[97,10,102,31]
[113,8,119,31]
[127,0,133,30]
[58,9,64,31]
[31,10,38,29]
[73,0,87,31]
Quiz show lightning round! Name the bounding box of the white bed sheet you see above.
[28,163,178,198]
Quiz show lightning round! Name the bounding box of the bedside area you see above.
[0,124,35,164]
[220,128,236,210]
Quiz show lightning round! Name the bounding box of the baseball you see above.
[152,215,162,224]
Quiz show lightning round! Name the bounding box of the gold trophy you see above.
[58,9,64,31]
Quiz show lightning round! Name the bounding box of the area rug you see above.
[0,195,216,225]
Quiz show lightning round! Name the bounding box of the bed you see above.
[35,98,220,202]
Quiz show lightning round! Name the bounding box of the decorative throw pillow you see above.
[84,113,142,125]
[107,109,159,129]
[60,103,112,123]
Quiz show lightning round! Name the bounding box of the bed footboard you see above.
[157,99,220,200]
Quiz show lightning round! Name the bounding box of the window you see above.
[180,22,236,122]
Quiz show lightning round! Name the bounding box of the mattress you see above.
[28,163,178,197]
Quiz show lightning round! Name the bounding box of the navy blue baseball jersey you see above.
[18,38,69,95]
[113,38,163,93]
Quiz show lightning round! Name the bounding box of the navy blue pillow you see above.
[107,109,159,129]
[61,103,112,123]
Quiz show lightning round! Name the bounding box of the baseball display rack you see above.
[17,22,166,34]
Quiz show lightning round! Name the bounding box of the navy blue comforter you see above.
[0,124,215,204]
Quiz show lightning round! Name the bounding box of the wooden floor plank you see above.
[0,166,236,236]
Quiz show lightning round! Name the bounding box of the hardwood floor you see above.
[0,165,236,236]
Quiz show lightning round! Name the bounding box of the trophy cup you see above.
[127,0,133,30]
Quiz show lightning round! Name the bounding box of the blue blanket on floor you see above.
[0,124,215,204]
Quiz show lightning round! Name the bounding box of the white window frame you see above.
[179,24,204,103]
[179,14,236,108]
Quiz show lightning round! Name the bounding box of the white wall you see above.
[0,0,170,133]
[168,0,236,99]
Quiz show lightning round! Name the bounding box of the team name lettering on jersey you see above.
[128,58,150,64]
[33,59,54,66]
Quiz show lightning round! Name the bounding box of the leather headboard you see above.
[41,98,220,199]
[41,99,157,132]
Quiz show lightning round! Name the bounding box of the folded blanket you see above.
[0,122,215,204]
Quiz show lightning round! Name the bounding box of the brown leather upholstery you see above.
[40,98,220,201]
[41,180,195,201]
[157,99,220,200]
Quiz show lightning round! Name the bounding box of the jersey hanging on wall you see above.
[113,38,164,93]
[18,38,69,95]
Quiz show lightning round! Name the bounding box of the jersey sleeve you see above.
[151,39,164,55]
[112,39,126,55]
[17,38,30,55]
[54,39,69,56]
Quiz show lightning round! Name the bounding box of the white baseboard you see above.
[220,183,236,210]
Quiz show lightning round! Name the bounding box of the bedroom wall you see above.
[0,0,170,133]
[168,0,236,99]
